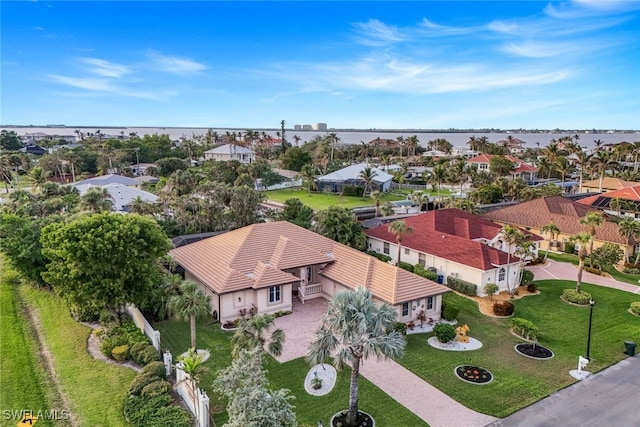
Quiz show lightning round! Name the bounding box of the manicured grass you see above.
[398,280,640,418]
[546,252,640,286]
[0,276,55,427]
[154,318,427,426]
[262,188,405,211]
[18,285,136,427]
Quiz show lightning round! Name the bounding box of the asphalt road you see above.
[486,355,640,427]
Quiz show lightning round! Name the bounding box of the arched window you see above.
[498,268,506,281]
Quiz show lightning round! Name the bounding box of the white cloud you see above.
[79,57,131,78]
[352,19,404,46]
[147,51,207,74]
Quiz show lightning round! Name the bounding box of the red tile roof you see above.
[466,154,538,174]
[365,208,530,271]
[483,196,635,245]
[170,221,447,304]
[578,186,640,205]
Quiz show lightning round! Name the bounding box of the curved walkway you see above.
[274,298,497,427]
[528,259,640,294]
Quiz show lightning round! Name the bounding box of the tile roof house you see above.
[466,154,538,182]
[365,209,542,297]
[203,144,255,164]
[579,177,637,193]
[577,186,640,219]
[316,162,394,193]
[169,221,448,325]
[483,196,638,261]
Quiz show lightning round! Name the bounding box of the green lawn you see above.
[154,318,427,426]
[0,275,56,427]
[17,285,136,427]
[398,280,640,418]
[546,252,640,286]
[262,188,405,211]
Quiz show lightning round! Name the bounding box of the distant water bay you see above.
[3,126,638,149]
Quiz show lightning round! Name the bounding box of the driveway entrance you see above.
[273,297,327,363]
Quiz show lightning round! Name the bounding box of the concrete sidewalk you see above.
[528,259,640,294]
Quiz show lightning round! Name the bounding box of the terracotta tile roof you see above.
[578,185,640,204]
[466,154,538,174]
[580,177,637,191]
[170,221,447,303]
[365,209,526,271]
[482,196,635,245]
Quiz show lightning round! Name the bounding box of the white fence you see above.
[124,304,161,352]
[176,362,210,427]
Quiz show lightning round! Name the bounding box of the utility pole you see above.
[281,120,286,154]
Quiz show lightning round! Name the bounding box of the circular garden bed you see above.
[454,365,493,385]
[515,343,554,360]
[330,410,374,427]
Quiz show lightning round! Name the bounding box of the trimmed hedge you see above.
[511,318,540,340]
[123,395,191,427]
[398,261,414,272]
[564,241,576,254]
[390,321,407,336]
[441,301,459,321]
[141,361,167,378]
[522,270,534,285]
[366,251,392,263]
[493,301,514,316]
[527,283,538,293]
[111,344,129,361]
[434,322,456,343]
[562,289,592,305]
[129,371,162,396]
[130,342,160,365]
[584,266,601,275]
[446,276,477,296]
[141,380,171,399]
[414,264,438,281]
[630,301,640,315]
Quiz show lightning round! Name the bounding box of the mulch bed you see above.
[515,343,554,360]
[455,365,493,384]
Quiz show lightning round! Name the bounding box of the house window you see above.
[498,268,506,281]
[418,253,426,267]
[427,296,433,310]
[402,302,409,316]
[268,286,282,304]
[383,242,390,255]
[404,248,410,256]
[479,163,488,170]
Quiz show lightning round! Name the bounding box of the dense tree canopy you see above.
[314,206,366,250]
[40,213,171,315]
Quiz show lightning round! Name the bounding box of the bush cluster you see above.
[584,266,601,275]
[446,276,477,296]
[629,302,640,316]
[564,241,576,254]
[562,289,592,305]
[111,345,130,361]
[141,380,171,399]
[366,251,392,263]
[441,301,459,321]
[493,301,514,316]
[527,283,538,293]
[511,318,540,340]
[390,321,407,335]
[398,261,414,272]
[434,322,456,343]
[624,267,640,275]
[413,264,438,281]
[274,310,293,318]
[521,270,534,285]
[341,185,364,197]
[100,321,149,360]
[130,342,161,365]
[141,361,167,378]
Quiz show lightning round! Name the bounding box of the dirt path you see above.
[23,301,79,427]
[81,321,142,372]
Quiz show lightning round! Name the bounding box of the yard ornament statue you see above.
[577,355,589,375]
[455,324,470,343]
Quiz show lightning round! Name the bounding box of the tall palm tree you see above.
[590,151,618,193]
[388,220,414,266]
[306,287,405,426]
[618,218,640,264]
[410,190,429,212]
[573,150,592,193]
[571,232,593,293]
[430,164,447,204]
[370,190,382,217]
[298,164,317,195]
[580,212,604,264]
[80,187,114,212]
[541,221,561,261]
[501,225,524,295]
[358,166,378,200]
[231,313,284,358]
[168,280,211,349]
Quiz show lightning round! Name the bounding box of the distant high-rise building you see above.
[293,124,302,130]
[313,123,327,131]
[302,124,312,130]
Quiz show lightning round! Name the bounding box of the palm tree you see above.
[298,164,317,195]
[590,151,618,193]
[571,232,593,293]
[410,190,429,212]
[573,150,592,193]
[370,190,382,217]
[541,221,561,261]
[177,348,210,422]
[230,313,284,358]
[618,218,640,264]
[358,166,378,199]
[168,280,211,349]
[514,239,535,286]
[501,225,524,295]
[430,164,448,204]
[580,212,604,265]
[306,287,405,426]
[29,166,49,192]
[388,220,414,266]
[80,187,114,212]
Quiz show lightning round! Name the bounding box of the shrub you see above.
[511,318,540,340]
[562,289,592,305]
[484,283,499,300]
[390,321,407,335]
[522,269,534,285]
[398,261,414,272]
[341,185,364,197]
[414,264,438,281]
[584,266,601,275]
[141,380,171,399]
[564,241,576,254]
[624,268,640,275]
[434,323,456,343]
[527,283,538,293]
[441,302,459,321]
[446,276,477,296]
[493,301,514,316]
[366,251,391,263]
[138,345,161,365]
[631,302,640,316]
[100,334,129,358]
[111,344,130,361]
[124,394,191,427]
[129,372,163,396]
[129,342,148,363]
[141,361,166,378]
[69,303,101,322]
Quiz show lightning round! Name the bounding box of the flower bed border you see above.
[454,364,493,385]
[514,343,554,360]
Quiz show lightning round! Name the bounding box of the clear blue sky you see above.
[2,1,639,129]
